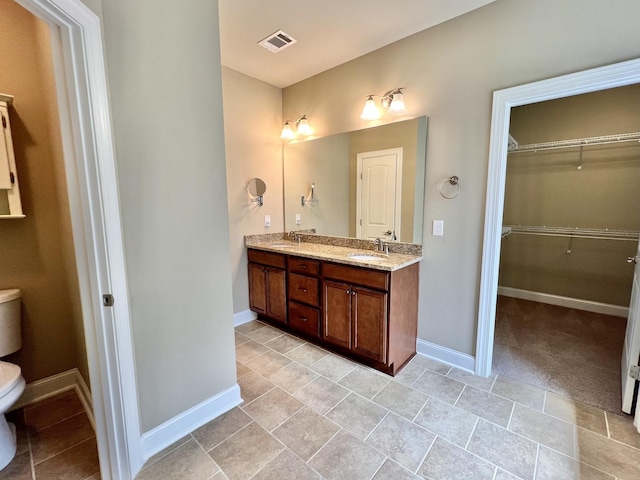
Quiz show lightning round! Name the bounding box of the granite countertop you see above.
[246,234,422,272]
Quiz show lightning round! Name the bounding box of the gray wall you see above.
[282,0,640,355]
[101,0,237,431]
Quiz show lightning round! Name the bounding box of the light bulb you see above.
[388,92,406,115]
[280,122,295,140]
[296,116,312,136]
[360,96,380,120]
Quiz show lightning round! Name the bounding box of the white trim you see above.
[498,287,629,318]
[140,384,242,461]
[13,0,142,478]
[234,309,258,327]
[12,369,77,410]
[477,58,640,377]
[416,339,475,373]
[75,369,95,429]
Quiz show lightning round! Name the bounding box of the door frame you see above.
[356,147,403,240]
[476,58,640,377]
[15,0,142,477]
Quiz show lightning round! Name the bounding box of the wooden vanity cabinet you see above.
[248,250,287,324]
[287,257,321,338]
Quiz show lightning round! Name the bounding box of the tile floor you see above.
[137,320,640,480]
[1,389,100,480]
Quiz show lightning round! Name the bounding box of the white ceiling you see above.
[219,0,496,89]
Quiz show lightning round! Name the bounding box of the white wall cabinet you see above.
[0,93,24,218]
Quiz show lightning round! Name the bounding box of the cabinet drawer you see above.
[288,256,320,275]
[323,262,389,291]
[288,301,320,338]
[289,273,319,306]
[248,249,286,269]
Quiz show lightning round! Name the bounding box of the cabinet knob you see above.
[352,291,356,296]
[300,264,307,269]
[346,289,350,294]
[299,316,307,322]
[298,287,307,293]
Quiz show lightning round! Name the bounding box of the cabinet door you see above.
[248,263,267,314]
[266,267,287,324]
[351,286,388,363]
[323,280,351,349]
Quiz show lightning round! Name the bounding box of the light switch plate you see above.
[295,214,301,225]
[433,220,444,236]
[265,215,271,227]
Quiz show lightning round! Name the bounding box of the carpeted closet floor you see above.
[493,295,628,414]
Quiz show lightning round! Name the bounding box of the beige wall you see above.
[101,0,237,431]
[0,0,88,384]
[222,67,284,314]
[500,85,640,306]
[282,0,640,355]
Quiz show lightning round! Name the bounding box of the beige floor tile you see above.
[606,412,640,449]
[413,397,478,447]
[372,380,428,420]
[456,385,514,427]
[366,412,435,472]
[575,426,640,479]
[409,354,451,375]
[245,350,291,377]
[285,343,328,366]
[536,445,613,480]
[251,450,321,480]
[235,320,266,334]
[236,340,269,364]
[447,368,496,391]
[392,362,425,387]
[326,393,388,440]
[242,387,304,431]
[266,362,318,393]
[265,334,305,354]
[491,375,545,411]
[509,403,575,457]
[372,459,420,479]
[494,469,520,479]
[294,376,350,414]
[246,325,285,344]
[338,366,390,399]
[412,369,465,404]
[237,371,275,403]
[272,407,340,461]
[235,331,250,346]
[308,430,385,480]
[236,361,251,379]
[193,407,252,451]
[210,473,227,480]
[419,436,496,480]
[34,437,100,480]
[24,390,85,431]
[467,419,537,480]
[0,451,32,480]
[136,438,218,480]
[544,392,608,436]
[30,412,96,464]
[143,434,192,468]
[309,354,357,382]
[209,422,284,480]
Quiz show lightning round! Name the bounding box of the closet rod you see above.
[508,131,640,153]
[504,225,640,242]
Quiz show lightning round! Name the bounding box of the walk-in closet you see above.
[494,84,640,414]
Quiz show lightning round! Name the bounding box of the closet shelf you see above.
[508,131,640,153]
[503,225,640,242]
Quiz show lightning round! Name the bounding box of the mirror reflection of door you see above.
[356,148,402,241]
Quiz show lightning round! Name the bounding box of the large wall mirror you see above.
[284,116,428,243]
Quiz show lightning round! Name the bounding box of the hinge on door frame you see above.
[103,294,115,307]
[630,365,640,381]
[2,116,6,129]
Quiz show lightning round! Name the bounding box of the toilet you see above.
[0,289,25,471]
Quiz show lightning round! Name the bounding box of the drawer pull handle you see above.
[298,287,307,293]
[300,264,307,269]
[299,316,307,322]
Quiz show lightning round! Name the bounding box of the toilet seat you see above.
[0,362,22,399]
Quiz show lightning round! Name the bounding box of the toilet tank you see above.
[0,289,21,357]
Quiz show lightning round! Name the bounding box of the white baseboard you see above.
[498,286,629,318]
[416,339,475,373]
[140,384,242,462]
[11,368,94,422]
[234,309,257,327]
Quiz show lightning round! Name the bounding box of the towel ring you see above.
[439,176,460,199]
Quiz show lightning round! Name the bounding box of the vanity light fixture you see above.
[360,88,407,120]
[281,115,312,140]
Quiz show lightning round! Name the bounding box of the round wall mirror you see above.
[247,178,267,197]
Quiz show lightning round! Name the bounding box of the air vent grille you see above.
[258,30,297,53]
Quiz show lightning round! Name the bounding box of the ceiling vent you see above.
[258,30,297,53]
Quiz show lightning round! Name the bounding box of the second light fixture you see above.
[281,115,312,140]
[360,88,407,120]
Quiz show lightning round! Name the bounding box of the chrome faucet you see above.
[288,231,302,244]
[373,238,389,254]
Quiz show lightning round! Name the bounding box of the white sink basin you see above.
[348,252,387,261]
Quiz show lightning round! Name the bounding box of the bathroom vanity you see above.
[246,234,422,375]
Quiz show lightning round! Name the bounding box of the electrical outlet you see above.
[295,214,301,225]
[264,215,271,227]
[433,220,444,236]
